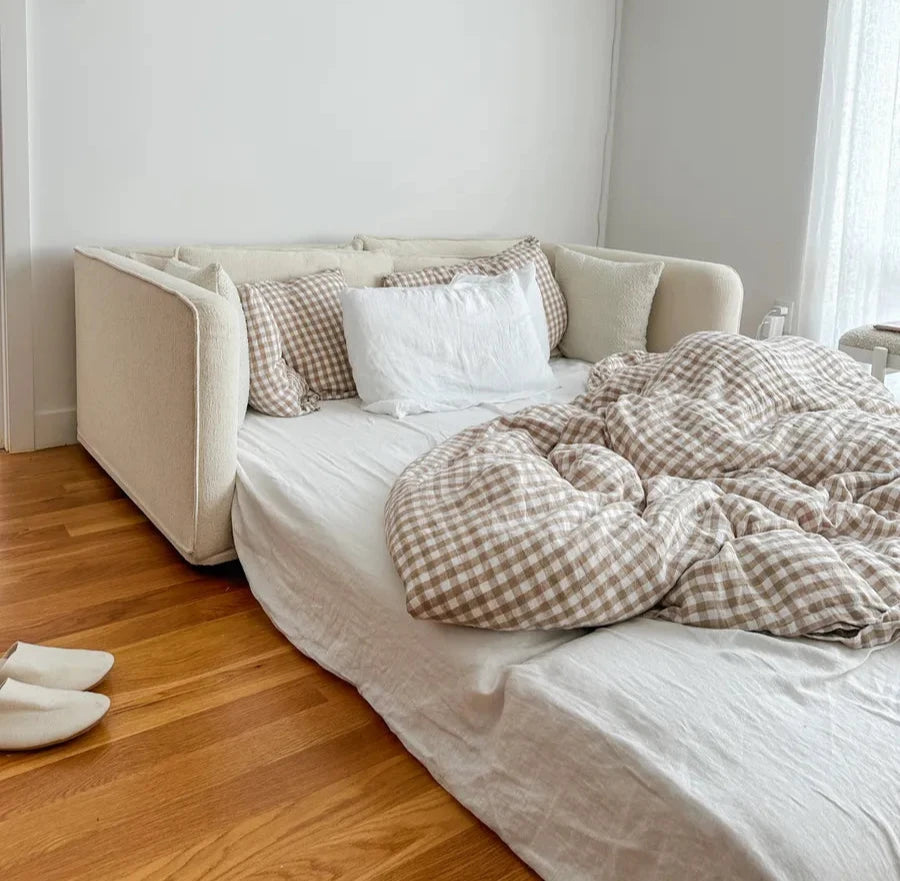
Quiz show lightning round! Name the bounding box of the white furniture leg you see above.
[871,346,888,382]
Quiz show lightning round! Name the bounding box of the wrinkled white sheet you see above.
[234,358,900,881]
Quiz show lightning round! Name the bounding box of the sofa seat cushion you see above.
[178,246,392,288]
[382,237,567,351]
[555,247,664,362]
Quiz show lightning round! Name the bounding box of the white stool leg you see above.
[871,346,888,383]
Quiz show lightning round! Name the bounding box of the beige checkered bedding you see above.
[238,269,355,417]
[385,332,900,647]
[382,237,568,350]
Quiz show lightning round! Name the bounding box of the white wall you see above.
[26,0,616,447]
[605,0,827,337]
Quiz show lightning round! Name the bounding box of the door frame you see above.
[0,0,34,452]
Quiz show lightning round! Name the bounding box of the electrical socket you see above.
[774,300,795,334]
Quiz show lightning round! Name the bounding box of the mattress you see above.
[233,358,900,881]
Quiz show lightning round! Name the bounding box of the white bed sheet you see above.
[234,358,900,881]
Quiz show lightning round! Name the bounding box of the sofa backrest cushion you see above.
[127,251,171,270]
[178,246,393,288]
[357,234,522,258]
[389,254,473,273]
[184,240,362,252]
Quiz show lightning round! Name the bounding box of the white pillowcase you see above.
[341,269,557,418]
[453,262,550,361]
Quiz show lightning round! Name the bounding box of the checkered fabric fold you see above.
[238,269,355,416]
[385,332,900,648]
[382,237,567,351]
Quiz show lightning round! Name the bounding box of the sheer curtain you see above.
[798,0,900,346]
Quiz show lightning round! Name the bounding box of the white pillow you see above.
[555,246,664,361]
[453,263,550,361]
[341,271,557,418]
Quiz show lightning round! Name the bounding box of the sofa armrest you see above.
[74,247,240,565]
[546,244,744,351]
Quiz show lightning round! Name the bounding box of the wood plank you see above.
[0,677,328,819]
[128,761,477,881]
[0,446,538,880]
[0,568,221,645]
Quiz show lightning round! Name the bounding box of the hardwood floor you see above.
[0,445,538,881]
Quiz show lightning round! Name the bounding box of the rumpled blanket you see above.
[385,332,900,647]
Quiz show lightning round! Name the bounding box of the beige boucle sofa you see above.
[73,235,743,565]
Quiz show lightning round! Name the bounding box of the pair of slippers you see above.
[0,642,114,751]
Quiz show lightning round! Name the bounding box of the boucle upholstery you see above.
[840,326,900,354]
[551,244,742,353]
[389,254,475,273]
[178,246,392,288]
[355,234,521,257]
[73,239,743,566]
[164,258,250,427]
[113,240,360,255]
[555,247,664,360]
[74,247,240,565]
[127,252,170,270]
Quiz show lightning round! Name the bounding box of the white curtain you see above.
[798,0,900,346]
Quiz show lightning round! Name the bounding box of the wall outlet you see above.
[774,300,795,334]
[757,302,793,339]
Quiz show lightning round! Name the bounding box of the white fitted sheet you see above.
[234,358,900,881]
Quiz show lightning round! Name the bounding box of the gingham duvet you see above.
[386,332,900,647]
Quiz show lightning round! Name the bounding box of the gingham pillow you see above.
[237,269,355,417]
[382,237,567,350]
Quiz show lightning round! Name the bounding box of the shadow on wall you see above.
[31,248,80,448]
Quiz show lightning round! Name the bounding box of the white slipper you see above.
[0,641,114,691]
[0,678,110,751]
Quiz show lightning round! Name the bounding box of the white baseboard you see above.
[34,406,77,449]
